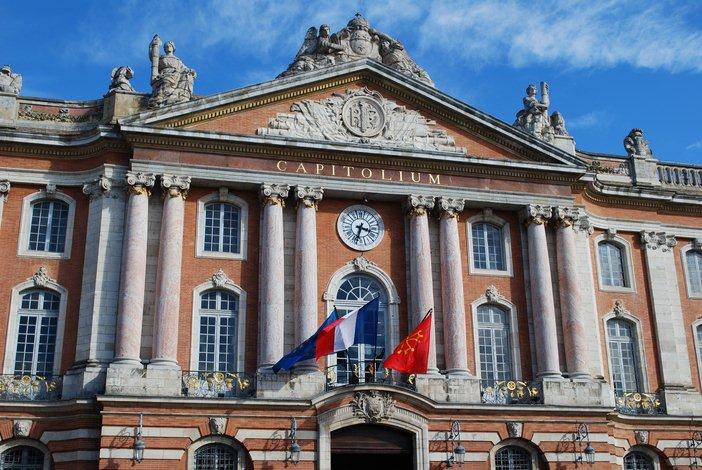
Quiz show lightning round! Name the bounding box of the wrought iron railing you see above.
[182,371,255,398]
[615,390,666,415]
[0,374,62,401]
[480,379,543,405]
[325,361,415,391]
[658,164,702,189]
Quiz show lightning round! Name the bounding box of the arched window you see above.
[0,445,45,469]
[598,241,627,287]
[624,451,654,470]
[14,290,60,376]
[477,304,513,383]
[194,443,238,470]
[495,446,532,470]
[607,319,642,394]
[686,250,702,295]
[28,200,69,253]
[334,274,388,384]
[197,290,239,373]
[203,202,241,254]
[471,222,505,271]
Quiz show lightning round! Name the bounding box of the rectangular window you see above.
[28,200,68,253]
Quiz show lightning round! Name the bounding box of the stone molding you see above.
[405,194,435,217]
[29,267,55,288]
[161,174,191,199]
[639,231,677,252]
[611,300,630,318]
[552,206,580,228]
[125,171,156,196]
[294,185,323,209]
[82,176,122,201]
[574,214,594,235]
[522,204,552,226]
[260,183,290,207]
[437,196,464,219]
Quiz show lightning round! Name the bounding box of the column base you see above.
[62,362,108,399]
[106,363,182,397]
[148,359,180,370]
[256,370,326,399]
[414,374,481,403]
[661,387,702,416]
[541,377,614,407]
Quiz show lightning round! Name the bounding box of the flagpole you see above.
[372,296,380,383]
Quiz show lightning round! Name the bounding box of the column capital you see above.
[83,176,121,201]
[552,206,581,228]
[437,197,465,219]
[161,174,191,199]
[125,171,155,196]
[0,180,10,200]
[405,194,435,217]
[522,204,552,226]
[294,185,323,209]
[260,183,290,207]
[573,214,594,235]
[640,230,677,252]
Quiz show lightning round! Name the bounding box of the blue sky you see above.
[2,0,701,164]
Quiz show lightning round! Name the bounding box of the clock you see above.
[337,205,385,251]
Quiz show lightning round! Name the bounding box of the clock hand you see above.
[358,225,370,233]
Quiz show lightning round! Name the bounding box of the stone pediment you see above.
[256,87,464,154]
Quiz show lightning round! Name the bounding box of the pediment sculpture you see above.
[257,87,464,154]
[513,81,570,142]
[148,35,196,108]
[352,391,395,423]
[279,13,433,86]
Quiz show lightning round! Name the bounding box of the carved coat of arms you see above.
[352,391,395,423]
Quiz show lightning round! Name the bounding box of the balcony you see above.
[480,380,543,405]
[658,164,702,190]
[0,374,62,401]
[181,371,255,398]
[615,391,666,415]
[324,361,416,392]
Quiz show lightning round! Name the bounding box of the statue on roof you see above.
[0,65,22,95]
[624,128,652,158]
[514,81,570,142]
[108,66,135,93]
[279,13,433,86]
[148,35,196,108]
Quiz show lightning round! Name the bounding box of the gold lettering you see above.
[316,164,324,175]
[276,160,287,171]
[381,169,392,181]
[398,171,404,182]
[343,166,354,177]
[331,165,336,176]
[296,163,308,174]
[428,174,441,185]
[411,172,421,183]
[361,168,373,179]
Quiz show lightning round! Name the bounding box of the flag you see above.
[272,308,340,373]
[315,298,380,359]
[384,310,432,374]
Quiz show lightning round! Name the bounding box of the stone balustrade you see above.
[658,163,702,189]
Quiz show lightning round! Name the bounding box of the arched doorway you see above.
[331,424,414,469]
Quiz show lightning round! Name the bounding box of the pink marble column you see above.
[150,174,190,369]
[258,183,290,371]
[114,172,155,366]
[407,195,438,374]
[553,206,590,379]
[438,197,470,377]
[293,186,323,373]
[523,204,561,378]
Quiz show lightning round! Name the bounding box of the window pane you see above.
[0,446,44,470]
[198,290,239,372]
[477,304,513,383]
[687,250,702,295]
[14,290,59,375]
[204,202,241,254]
[599,242,626,287]
[194,443,237,470]
[607,319,641,394]
[624,452,653,470]
[472,223,505,271]
[495,446,532,470]
[28,200,68,253]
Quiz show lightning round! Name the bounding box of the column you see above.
[293,185,323,373]
[0,180,9,228]
[553,206,590,379]
[438,197,469,377]
[150,174,190,369]
[113,172,155,366]
[258,183,290,372]
[640,231,693,388]
[523,204,561,378]
[406,195,438,374]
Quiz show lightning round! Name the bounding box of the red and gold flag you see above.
[384,311,432,374]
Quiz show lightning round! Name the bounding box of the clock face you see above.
[337,205,385,251]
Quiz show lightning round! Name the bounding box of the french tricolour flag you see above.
[315,298,380,359]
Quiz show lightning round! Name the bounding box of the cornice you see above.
[0,127,130,159]
[583,181,702,215]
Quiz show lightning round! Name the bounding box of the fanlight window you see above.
[607,319,642,394]
[686,250,702,295]
[198,290,239,373]
[0,446,44,470]
[194,443,238,470]
[598,241,627,287]
[14,289,60,376]
[203,202,241,254]
[624,451,653,470]
[472,222,505,271]
[495,446,532,470]
[477,304,513,383]
[334,275,387,384]
[28,200,69,253]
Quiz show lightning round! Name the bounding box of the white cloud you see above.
[686,140,702,151]
[567,111,611,130]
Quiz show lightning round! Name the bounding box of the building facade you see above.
[0,14,701,470]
